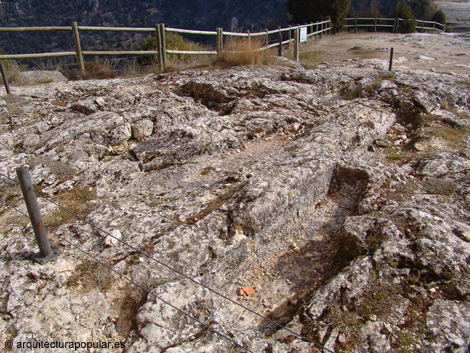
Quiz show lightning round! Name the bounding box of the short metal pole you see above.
[389,47,394,71]
[0,63,11,95]
[278,27,282,56]
[16,166,60,264]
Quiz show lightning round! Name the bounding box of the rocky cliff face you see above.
[0,56,469,352]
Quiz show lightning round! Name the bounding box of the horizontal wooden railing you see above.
[0,20,332,74]
[344,17,446,33]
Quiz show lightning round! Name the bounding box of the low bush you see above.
[135,32,204,67]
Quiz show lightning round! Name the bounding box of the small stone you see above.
[104,229,122,247]
[95,97,106,107]
[414,142,425,151]
[392,123,406,132]
[415,55,436,61]
[238,287,256,296]
[374,139,390,147]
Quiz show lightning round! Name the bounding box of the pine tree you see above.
[390,1,417,33]
[432,9,446,26]
[286,0,351,30]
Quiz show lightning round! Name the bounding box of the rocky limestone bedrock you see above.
[0,62,469,353]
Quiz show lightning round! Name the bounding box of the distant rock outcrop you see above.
[17,70,68,84]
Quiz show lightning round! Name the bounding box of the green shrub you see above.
[135,32,203,66]
[432,9,446,25]
[390,1,417,33]
[286,0,351,31]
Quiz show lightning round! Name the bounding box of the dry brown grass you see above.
[212,37,270,67]
[0,60,21,84]
[64,61,118,81]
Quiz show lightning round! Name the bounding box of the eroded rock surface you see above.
[0,60,469,352]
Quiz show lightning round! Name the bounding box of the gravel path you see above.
[301,31,470,75]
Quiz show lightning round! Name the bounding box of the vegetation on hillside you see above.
[0,0,288,57]
[349,0,446,24]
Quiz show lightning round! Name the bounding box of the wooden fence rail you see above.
[344,17,446,33]
[0,20,332,75]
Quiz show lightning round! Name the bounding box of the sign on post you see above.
[300,27,307,43]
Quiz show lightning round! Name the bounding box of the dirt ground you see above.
[288,31,470,75]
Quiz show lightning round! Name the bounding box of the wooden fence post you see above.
[247,30,251,47]
[293,27,299,62]
[265,29,269,49]
[155,24,164,71]
[0,63,11,95]
[72,22,85,76]
[355,17,358,33]
[159,23,167,68]
[287,26,292,48]
[216,28,223,54]
[278,27,282,56]
[374,17,378,32]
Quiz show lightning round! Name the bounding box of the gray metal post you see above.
[0,63,11,95]
[278,27,282,56]
[16,166,60,264]
[389,47,394,71]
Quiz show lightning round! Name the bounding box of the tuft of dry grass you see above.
[212,37,269,67]
[65,61,118,81]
